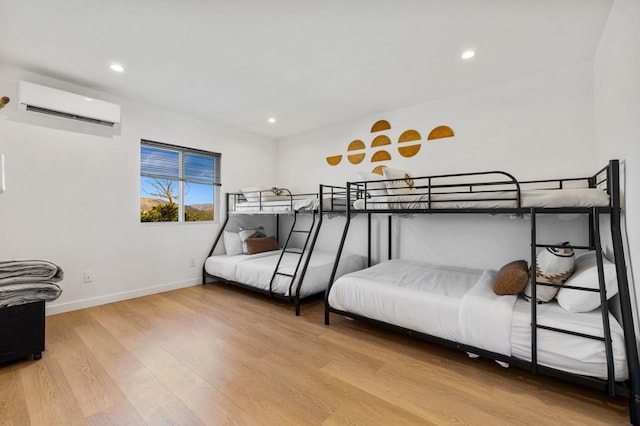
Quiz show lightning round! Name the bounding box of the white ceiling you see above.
[0,0,612,139]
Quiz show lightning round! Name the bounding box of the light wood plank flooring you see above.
[0,284,630,425]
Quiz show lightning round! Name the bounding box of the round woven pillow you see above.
[494,260,529,295]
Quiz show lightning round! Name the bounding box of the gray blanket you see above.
[0,260,64,285]
[0,282,63,307]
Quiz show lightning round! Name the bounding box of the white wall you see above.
[594,0,640,309]
[0,65,278,314]
[276,62,598,269]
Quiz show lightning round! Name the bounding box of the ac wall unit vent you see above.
[18,81,121,128]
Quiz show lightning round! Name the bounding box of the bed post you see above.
[608,160,640,423]
[530,208,538,374]
[203,192,230,284]
[368,213,372,267]
[388,215,393,261]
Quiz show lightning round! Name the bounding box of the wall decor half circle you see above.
[371,120,391,133]
[428,125,455,140]
[326,155,343,166]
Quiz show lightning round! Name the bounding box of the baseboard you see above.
[45,278,201,315]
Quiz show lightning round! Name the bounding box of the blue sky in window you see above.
[141,146,215,205]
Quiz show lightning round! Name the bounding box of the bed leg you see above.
[295,301,301,316]
[33,352,42,360]
[630,394,640,426]
[324,311,330,325]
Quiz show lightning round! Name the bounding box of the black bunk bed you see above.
[324,159,640,424]
[202,185,358,315]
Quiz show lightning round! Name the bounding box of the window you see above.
[140,140,220,223]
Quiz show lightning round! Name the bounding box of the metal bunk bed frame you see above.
[203,185,347,315]
[324,159,640,424]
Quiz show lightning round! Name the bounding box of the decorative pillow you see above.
[356,171,388,197]
[382,167,416,195]
[238,227,266,254]
[524,242,575,303]
[494,260,529,296]
[223,231,243,256]
[246,236,279,255]
[556,251,618,313]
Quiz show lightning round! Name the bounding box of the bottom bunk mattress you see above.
[511,299,628,380]
[205,249,364,298]
[327,259,628,380]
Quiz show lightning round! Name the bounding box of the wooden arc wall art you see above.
[347,139,366,164]
[428,125,454,140]
[397,129,421,158]
[370,120,391,133]
[371,135,391,147]
[325,120,454,171]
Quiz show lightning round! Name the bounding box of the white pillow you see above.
[556,251,618,313]
[223,231,243,256]
[356,171,388,197]
[238,227,266,254]
[382,167,416,195]
[241,185,271,202]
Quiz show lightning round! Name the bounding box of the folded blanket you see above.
[0,282,62,307]
[0,260,64,286]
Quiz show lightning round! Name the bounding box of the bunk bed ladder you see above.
[529,207,616,396]
[268,210,318,312]
[293,209,324,316]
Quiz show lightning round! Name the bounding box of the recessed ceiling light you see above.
[461,50,476,60]
[268,117,276,124]
[110,64,124,72]
[83,97,94,102]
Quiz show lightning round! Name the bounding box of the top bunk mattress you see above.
[353,188,610,211]
[232,197,346,214]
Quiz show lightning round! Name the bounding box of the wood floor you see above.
[0,284,630,425]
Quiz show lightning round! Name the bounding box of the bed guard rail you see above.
[350,165,613,211]
[228,187,321,214]
[350,170,522,210]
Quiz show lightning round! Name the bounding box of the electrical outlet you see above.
[83,271,93,283]
[189,258,196,268]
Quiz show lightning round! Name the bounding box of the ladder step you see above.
[284,249,303,254]
[535,243,592,250]
[292,229,311,233]
[535,282,600,292]
[536,324,605,341]
[275,272,294,278]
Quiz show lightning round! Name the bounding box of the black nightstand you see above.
[0,301,45,364]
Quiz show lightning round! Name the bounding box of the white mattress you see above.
[233,197,345,213]
[511,299,628,380]
[353,188,610,210]
[328,260,498,344]
[328,259,628,380]
[205,249,364,297]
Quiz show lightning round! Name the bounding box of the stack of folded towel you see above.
[0,260,63,307]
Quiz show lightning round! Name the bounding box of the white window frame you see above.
[140,139,221,224]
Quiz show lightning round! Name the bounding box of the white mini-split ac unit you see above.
[18,80,121,128]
